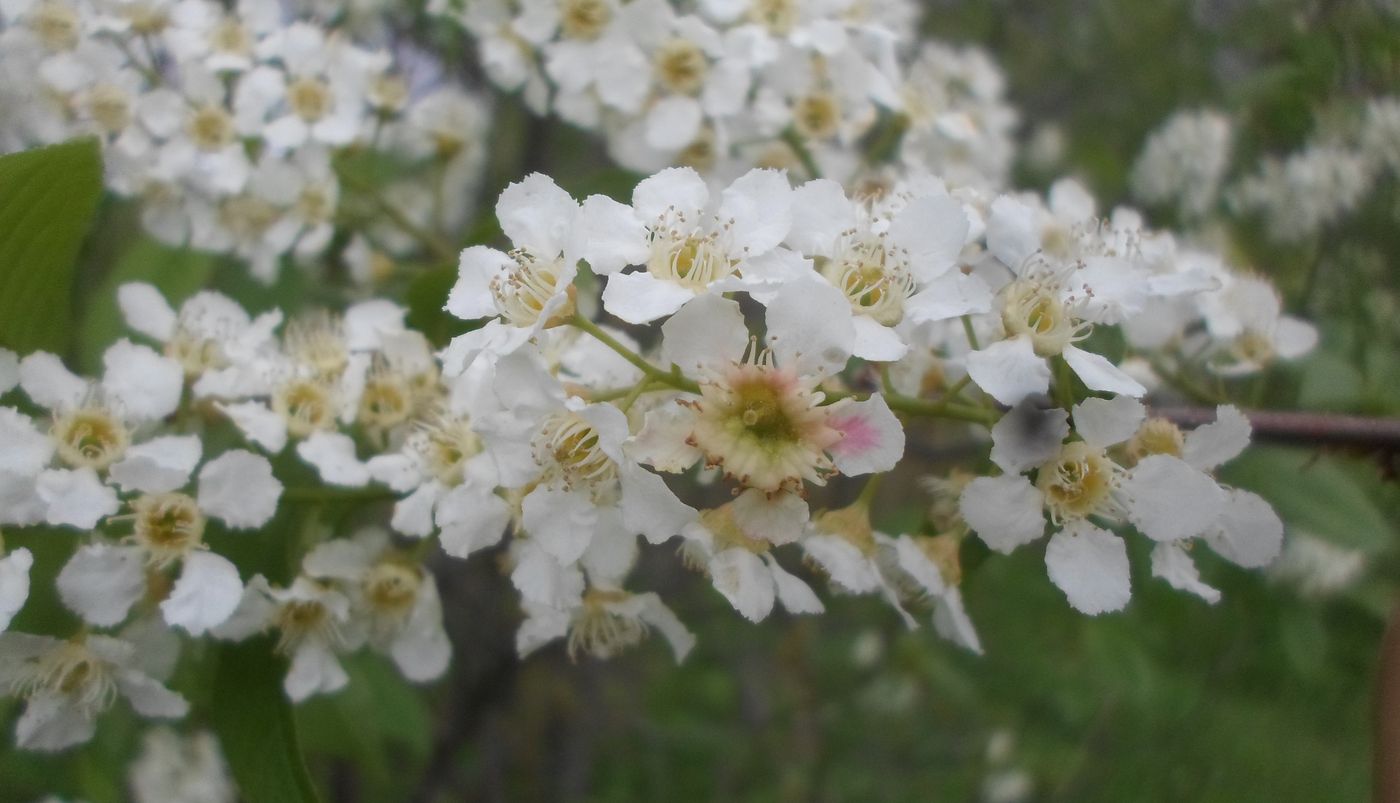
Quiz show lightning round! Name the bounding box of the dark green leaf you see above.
[0,138,103,354]
[209,638,322,803]
[1220,446,1395,553]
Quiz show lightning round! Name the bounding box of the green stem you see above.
[961,315,981,351]
[568,314,702,395]
[882,393,998,426]
[855,473,882,508]
[780,128,822,179]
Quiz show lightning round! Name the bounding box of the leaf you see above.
[404,264,472,347]
[0,138,103,354]
[76,238,215,373]
[1220,445,1395,553]
[209,638,322,803]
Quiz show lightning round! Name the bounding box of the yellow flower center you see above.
[273,379,336,438]
[821,237,913,325]
[132,492,206,568]
[647,234,734,289]
[29,0,80,50]
[12,640,118,713]
[1036,441,1116,522]
[188,105,236,152]
[748,0,796,34]
[86,83,132,133]
[654,38,708,95]
[534,413,617,491]
[1001,278,1081,357]
[793,93,841,141]
[283,311,348,379]
[362,561,421,618]
[418,415,484,486]
[287,77,333,122]
[492,249,573,327]
[52,407,130,470]
[560,0,611,39]
[1127,418,1184,462]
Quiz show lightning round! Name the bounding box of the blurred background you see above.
[4,0,1400,800]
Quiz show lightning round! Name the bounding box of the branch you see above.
[1152,407,1400,453]
[1377,603,1400,803]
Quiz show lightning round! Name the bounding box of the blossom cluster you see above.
[1133,97,1400,241]
[0,150,1312,752]
[0,0,491,279]
[434,0,1013,186]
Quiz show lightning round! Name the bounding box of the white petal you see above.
[1124,455,1224,542]
[436,485,510,558]
[57,544,145,627]
[215,401,287,453]
[284,642,348,702]
[629,403,701,472]
[391,482,441,538]
[765,554,824,614]
[644,95,703,150]
[1072,396,1146,450]
[718,168,792,256]
[1063,345,1146,397]
[296,432,370,487]
[803,534,880,593]
[660,294,748,374]
[633,167,709,223]
[732,488,807,545]
[932,589,983,654]
[904,272,994,324]
[342,300,406,352]
[0,547,31,631]
[986,195,1039,269]
[38,468,119,529]
[1182,405,1251,471]
[710,548,776,622]
[786,179,854,256]
[572,194,649,274]
[161,551,243,635]
[850,315,908,362]
[1150,543,1220,603]
[510,542,584,608]
[522,486,597,564]
[764,279,853,377]
[109,435,202,494]
[1205,488,1283,569]
[17,692,97,751]
[889,193,969,281]
[197,450,282,529]
[959,474,1044,553]
[828,393,905,476]
[117,670,190,718]
[1274,316,1318,359]
[619,464,696,544]
[0,408,53,476]
[966,337,1050,406]
[1045,522,1131,615]
[19,352,87,411]
[989,402,1068,474]
[446,246,513,321]
[635,593,696,661]
[102,340,185,421]
[496,173,577,255]
[117,282,178,343]
[601,271,695,324]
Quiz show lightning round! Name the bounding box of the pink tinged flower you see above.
[827,393,904,476]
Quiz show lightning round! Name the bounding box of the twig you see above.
[1377,603,1400,803]
[1152,406,1400,453]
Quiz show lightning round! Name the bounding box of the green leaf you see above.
[1220,445,1395,553]
[209,638,322,803]
[76,238,215,373]
[0,138,103,354]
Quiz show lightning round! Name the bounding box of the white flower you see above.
[0,546,33,631]
[301,528,450,682]
[580,166,793,324]
[56,447,280,635]
[679,506,823,623]
[0,632,188,751]
[129,727,236,803]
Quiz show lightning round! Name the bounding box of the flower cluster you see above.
[433,0,1013,186]
[0,0,491,278]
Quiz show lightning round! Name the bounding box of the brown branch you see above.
[1152,407,1400,453]
[1377,603,1400,803]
